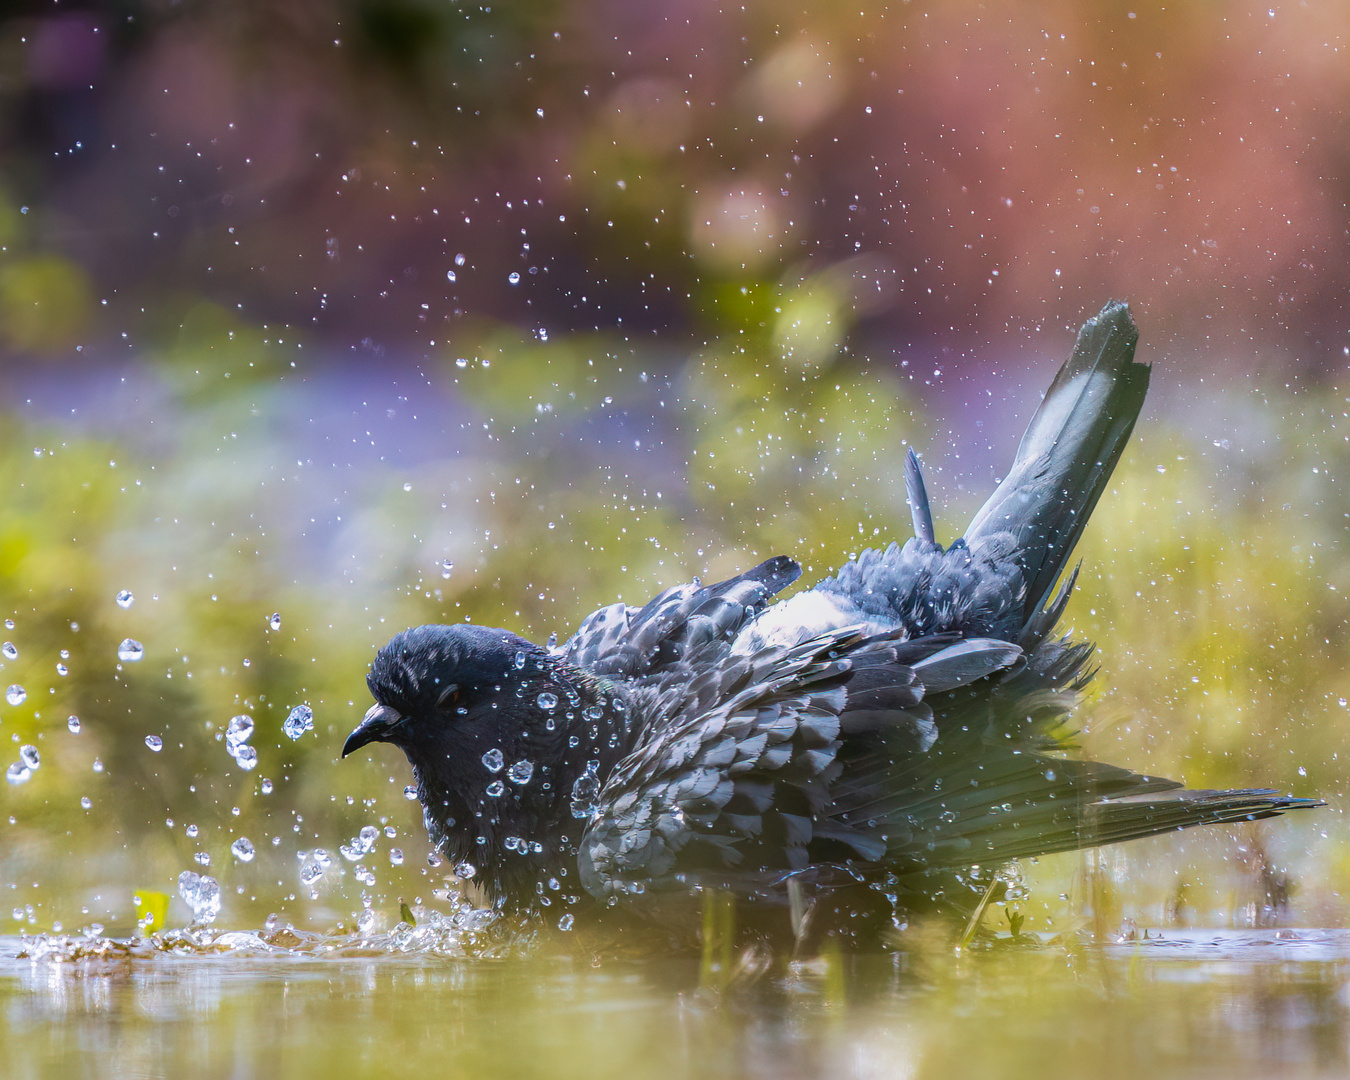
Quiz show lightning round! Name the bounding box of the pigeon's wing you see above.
[577,626,1319,906]
[562,556,801,678]
[575,628,1027,901]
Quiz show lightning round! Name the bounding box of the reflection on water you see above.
[3,930,1349,1079]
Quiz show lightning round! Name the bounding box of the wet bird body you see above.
[345,302,1316,936]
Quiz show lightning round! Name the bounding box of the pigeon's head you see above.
[342,623,544,761]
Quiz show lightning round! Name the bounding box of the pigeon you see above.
[343,301,1316,940]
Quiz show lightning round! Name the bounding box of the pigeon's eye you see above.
[435,684,460,709]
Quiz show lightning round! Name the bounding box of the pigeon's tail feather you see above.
[964,301,1150,628]
[879,746,1319,870]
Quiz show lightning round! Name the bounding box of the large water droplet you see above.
[260,778,273,795]
[226,714,254,751]
[118,639,144,662]
[507,759,535,785]
[67,715,80,734]
[1,642,17,660]
[403,784,418,801]
[231,837,255,862]
[481,748,504,773]
[536,692,558,711]
[115,590,134,609]
[177,870,221,924]
[570,760,602,818]
[485,780,505,797]
[145,735,163,752]
[6,762,31,785]
[389,848,404,865]
[6,685,26,706]
[283,704,313,740]
[508,271,521,285]
[19,745,39,770]
[233,745,258,771]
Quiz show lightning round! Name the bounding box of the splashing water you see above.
[284,705,314,740]
[177,871,222,925]
[226,714,254,751]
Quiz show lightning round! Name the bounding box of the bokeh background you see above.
[0,0,1347,936]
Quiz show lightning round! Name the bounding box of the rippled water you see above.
[4,928,1350,1079]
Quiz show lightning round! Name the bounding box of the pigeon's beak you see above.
[342,703,405,757]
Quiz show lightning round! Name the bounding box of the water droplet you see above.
[481,748,504,773]
[55,664,67,676]
[6,685,26,706]
[80,796,91,809]
[177,871,222,924]
[116,590,134,609]
[145,735,163,752]
[92,758,103,773]
[231,837,255,862]
[118,639,144,662]
[536,692,558,711]
[439,559,454,578]
[261,778,273,795]
[6,762,31,785]
[1,642,16,660]
[19,745,39,770]
[570,761,602,818]
[226,714,254,750]
[389,848,404,865]
[403,784,418,801]
[194,851,211,867]
[233,745,258,771]
[558,913,574,931]
[508,272,521,285]
[359,825,379,846]
[283,704,313,740]
[454,861,475,878]
[67,716,80,734]
[485,780,505,797]
[455,253,466,266]
[269,613,282,631]
[513,650,527,670]
[582,705,603,721]
[507,759,535,785]
[186,823,199,838]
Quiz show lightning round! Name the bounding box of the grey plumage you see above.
[345,301,1317,931]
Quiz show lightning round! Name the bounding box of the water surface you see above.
[3,928,1349,1079]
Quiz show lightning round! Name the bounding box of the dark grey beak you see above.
[342,703,405,757]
